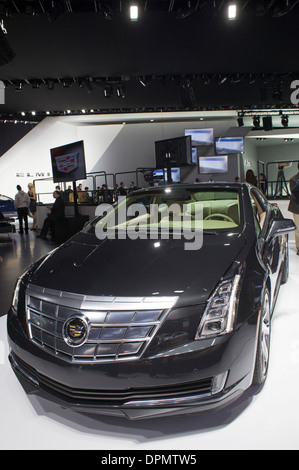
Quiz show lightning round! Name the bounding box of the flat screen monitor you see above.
[155,135,192,167]
[199,155,228,174]
[50,140,86,183]
[192,147,198,164]
[152,167,181,183]
[215,136,244,154]
[185,128,214,146]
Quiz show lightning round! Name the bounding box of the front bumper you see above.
[7,308,258,420]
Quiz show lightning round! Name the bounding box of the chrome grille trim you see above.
[25,284,178,364]
[26,284,178,310]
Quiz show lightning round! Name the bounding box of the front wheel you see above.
[252,288,271,385]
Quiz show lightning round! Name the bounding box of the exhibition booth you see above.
[1,110,299,450]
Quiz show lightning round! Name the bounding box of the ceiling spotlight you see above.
[47,79,54,90]
[130,5,138,21]
[78,77,93,93]
[15,81,23,91]
[176,1,194,19]
[253,116,260,128]
[116,85,125,98]
[228,4,237,20]
[281,115,289,127]
[31,111,36,116]
[273,1,291,18]
[85,80,93,93]
[218,75,228,85]
[99,2,113,20]
[31,80,40,89]
[104,84,113,97]
[263,116,272,131]
[63,78,72,88]
[138,76,151,87]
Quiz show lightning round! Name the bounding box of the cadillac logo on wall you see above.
[55,152,79,174]
[63,316,90,347]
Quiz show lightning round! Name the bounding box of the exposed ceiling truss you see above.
[0,0,299,19]
[1,0,299,122]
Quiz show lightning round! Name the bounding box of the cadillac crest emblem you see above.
[55,152,79,174]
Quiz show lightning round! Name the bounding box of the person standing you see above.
[288,162,299,255]
[118,181,127,196]
[128,181,137,193]
[28,182,37,230]
[245,169,258,187]
[37,190,65,239]
[14,185,30,234]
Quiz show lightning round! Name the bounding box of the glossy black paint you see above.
[0,194,17,218]
[7,183,294,419]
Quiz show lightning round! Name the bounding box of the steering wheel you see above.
[204,213,235,224]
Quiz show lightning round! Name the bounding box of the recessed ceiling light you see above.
[228,4,237,20]
[130,5,138,21]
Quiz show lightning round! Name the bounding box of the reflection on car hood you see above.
[31,232,246,307]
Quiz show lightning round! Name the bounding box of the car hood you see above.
[30,231,246,307]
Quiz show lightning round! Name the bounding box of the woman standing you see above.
[245,169,258,187]
[28,183,37,230]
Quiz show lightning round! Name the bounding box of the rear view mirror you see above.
[267,218,296,239]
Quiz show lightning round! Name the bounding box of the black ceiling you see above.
[1,0,299,122]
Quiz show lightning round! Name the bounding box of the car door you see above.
[250,187,285,303]
[0,195,17,217]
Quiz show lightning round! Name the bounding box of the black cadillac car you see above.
[7,183,296,419]
[0,194,17,219]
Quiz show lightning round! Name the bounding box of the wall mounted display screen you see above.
[192,147,198,164]
[185,128,214,146]
[155,135,192,167]
[215,136,244,154]
[50,140,86,183]
[152,168,181,183]
[199,156,228,174]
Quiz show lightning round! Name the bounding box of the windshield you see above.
[87,187,242,236]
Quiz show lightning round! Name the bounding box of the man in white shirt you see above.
[14,185,30,234]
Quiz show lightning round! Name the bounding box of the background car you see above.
[7,183,296,419]
[0,194,17,219]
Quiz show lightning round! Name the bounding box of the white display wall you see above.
[0,111,243,200]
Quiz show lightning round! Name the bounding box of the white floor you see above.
[0,202,298,450]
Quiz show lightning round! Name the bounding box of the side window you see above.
[249,194,261,235]
[254,213,261,236]
[250,188,268,234]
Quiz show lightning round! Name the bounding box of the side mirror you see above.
[267,218,296,239]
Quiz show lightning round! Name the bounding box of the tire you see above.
[252,288,271,385]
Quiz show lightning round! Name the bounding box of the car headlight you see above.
[11,276,25,315]
[11,249,59,316]
[195,264,244,339]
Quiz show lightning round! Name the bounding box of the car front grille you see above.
[25,284,178,364]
